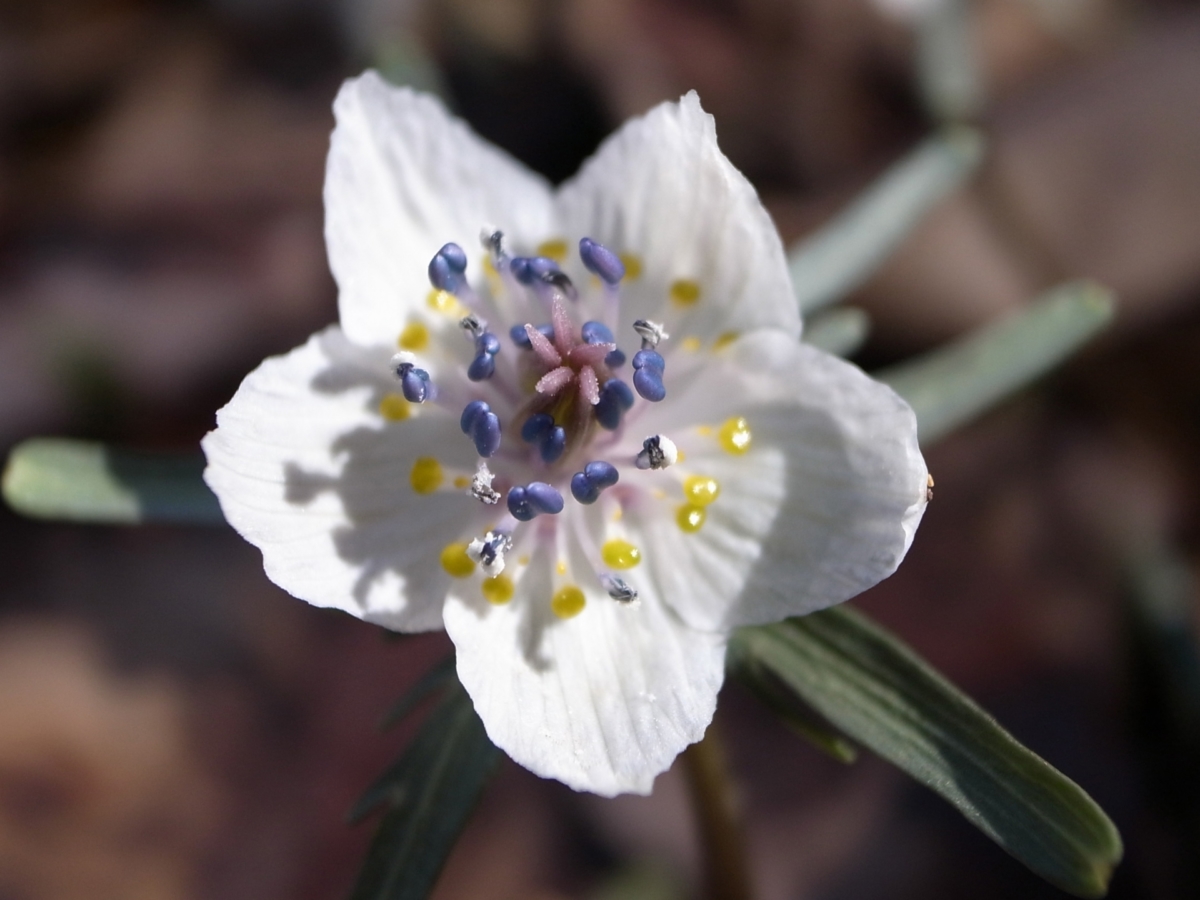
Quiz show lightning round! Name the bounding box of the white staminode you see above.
[632,319,669,348]
[466,530,513,578]
[635,434,678,470]
[469,462,500,505]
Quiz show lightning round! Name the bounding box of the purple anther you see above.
[593,379,634,430]
[471,409,501,457]
[439,243,467,271]
[570,472,600,504]
[510,257,534,284]
[540,426,567,463]
[579,238,625,285]
[606,349,626,368]
[584,461,619,488]
[476,332,501,356]
[633,367,666,402]
[608,379,635,410]
[461,399,490,434]
[632,349,665,373]
[529,257,560,280]
[467,353,495,382]
[399,367,431,403]
[507,486,534,521]
[581,321,615,345]
[520,413,553,443]
[525,482,564,515]
[428,243,467,292]
[510,323,532,348]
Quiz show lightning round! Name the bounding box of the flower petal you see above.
[442,538,726,797]
[202,326,482,632]
[621,330,928,630]
[555,92,801,346]
[326,71,557,346]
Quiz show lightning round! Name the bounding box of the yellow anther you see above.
[552,585,586,619]
[718,417,752,455]
[410,457,444,494]
[481,575,514,605]
[670,279,701,307]
[426,289,459,316]
[677,504,706,532]
[440,543,475,577]
[453,475,471,489]
[681,336,702,352]
[397,321,429,351]
[379,392,412,422]
[713,331,739,351]
[620,253,643,280]
[683,476,720,506]
[601,539,641,570]
[556,559,567,575]
[536,239,568,261]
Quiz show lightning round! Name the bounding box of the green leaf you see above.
[877,281,1114,445]
[349,677,501,900]
[801,306,870,359]
[916,0,984,123]
[378,654,457,732]
[789,128,983,314]
[730,607,1123,898]
[3,438,224,525]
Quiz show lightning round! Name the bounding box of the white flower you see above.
[202,72,929,797]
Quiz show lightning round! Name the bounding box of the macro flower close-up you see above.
[201,71,929,797]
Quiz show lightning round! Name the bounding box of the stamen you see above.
[459,312,488,338]
[467,530,513,577]
[460,400,501,457]
[467,331,501,382]
[632,319,669,348]
[469,462,501,505]
[631,349,666,402]
[593,379,634,430]
[569,460,619,504]
[391,354,433,403]
[480,228,504,258]
[506,482,564,520]
[540,426,567,463]
[579,237,626,285]
[635,434,678,470]
[600,574,639,604]
[428,242,468,292]
[520,413,553,443]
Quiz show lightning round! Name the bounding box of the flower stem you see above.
[681,722,754,900]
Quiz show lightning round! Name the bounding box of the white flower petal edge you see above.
[556,91,801,345]
[326,72,556,346]
[201,326,478,632]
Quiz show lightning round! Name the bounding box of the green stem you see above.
[681,723,754,900]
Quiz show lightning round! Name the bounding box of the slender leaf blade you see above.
[730,607,1122,897]
[801,306,871,359]
[877,281,1114,445]
[350,678,501,900]
[790,128,983,314]
[378,654,457,733]
[3,437,224,525]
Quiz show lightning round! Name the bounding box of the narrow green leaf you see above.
[3,438,224,525]
[789,128,983,314]
[916,0,984,123]
[349,678,501,900]
[801,306,871,359]
[877,281,1114,445]
[378,654,457,732]
[730,607,1123,897]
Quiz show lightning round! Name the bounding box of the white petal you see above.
[555,92,801,345]
[325,72,557,346]
[202,326,483,632]
[443,538,726,797]
[621,330,928,630]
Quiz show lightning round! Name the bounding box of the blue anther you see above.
[471,410,501,457]
[579,238,625,285]
[581,321,615,345]
[460,399,490,434]
[399,366,431,403]
[632,349,665,373]
[605,348,626,368]
[539,426,566,463]
[520,413,554,443]
[584,461,619,488]
[509,256,534,284]
[633,367,666,402]
[476,332,501,356]
[467,353,495,381]
[439,243,467,272]
[529,257,560,280]
[510,323,532,348]
[525,482,564,515]
[507,486,534,521]
[607,378,635,410]
[570,472,600,504]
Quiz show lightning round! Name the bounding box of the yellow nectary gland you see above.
[677,504,706,533]
[683,475,720,506]
[601,539,641,570]
[552,585,586,619]
[441,543,475,577]
[482,575,514,604]
[379,393,412,421]
[718,417,752,455]
[410,457,443,494]
[398,321,429,350]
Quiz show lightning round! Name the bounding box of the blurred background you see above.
[3,0,1200,897]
